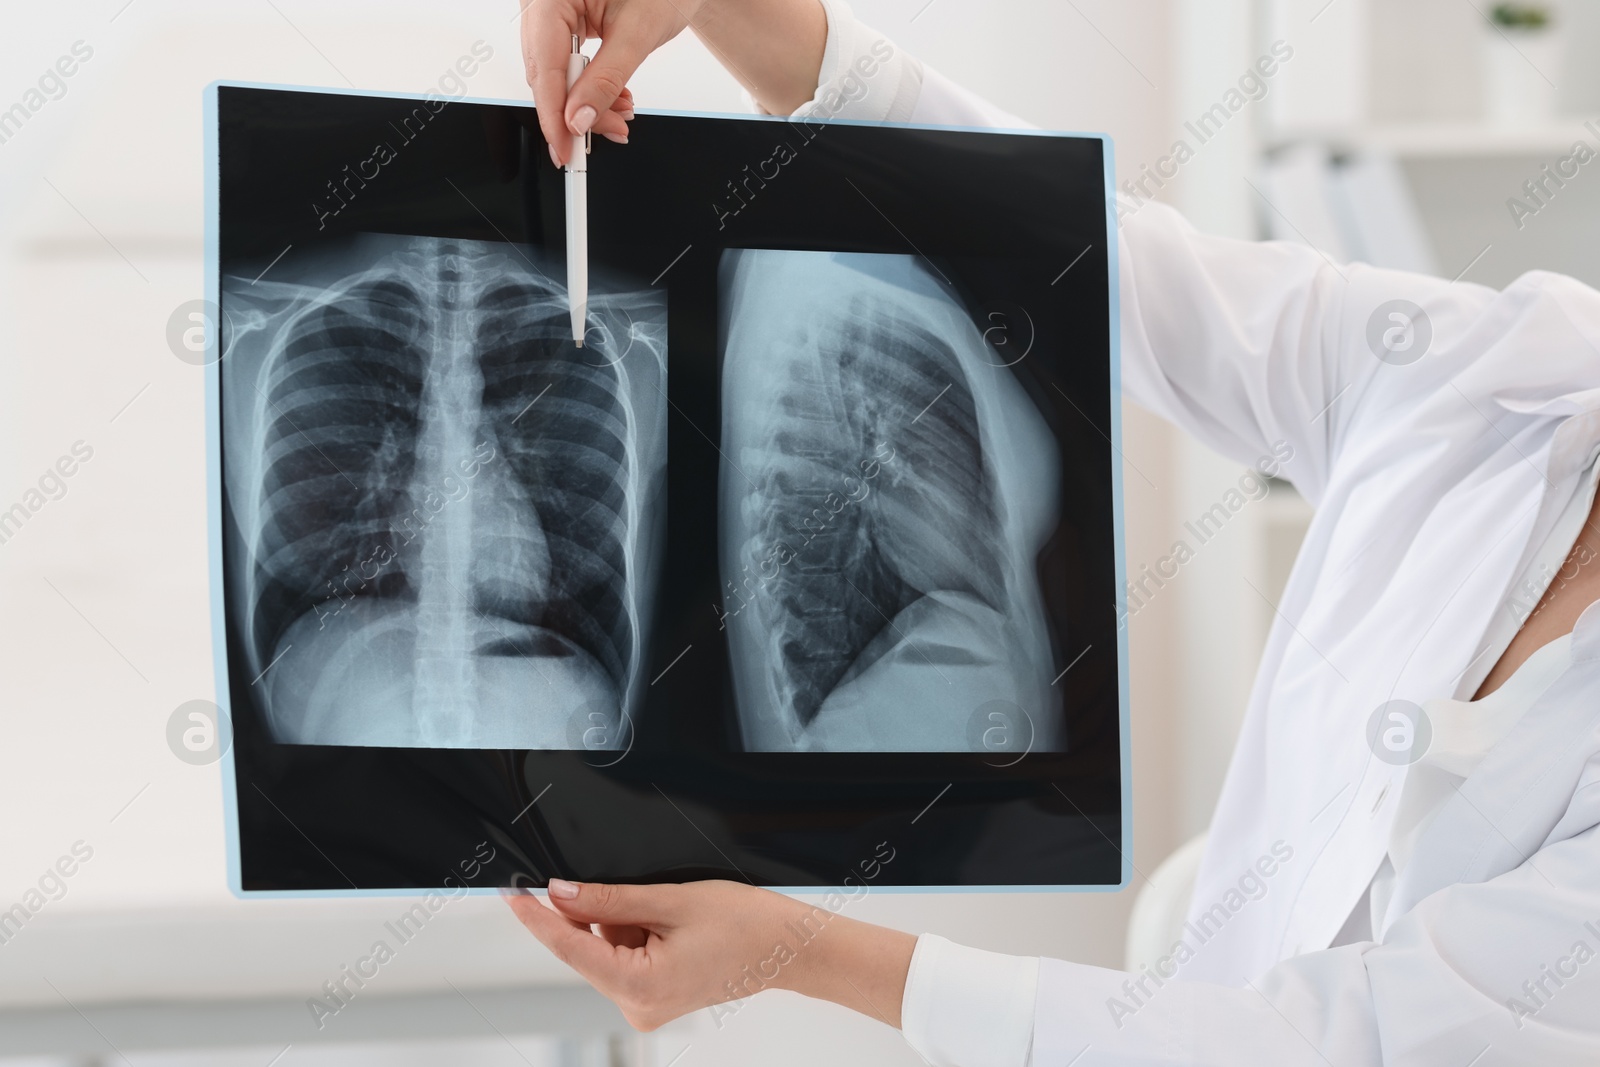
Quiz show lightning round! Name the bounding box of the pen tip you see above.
[574,340,584,348]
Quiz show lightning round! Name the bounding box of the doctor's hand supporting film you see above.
[503,876,917,1032]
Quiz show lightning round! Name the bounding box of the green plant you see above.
[1491,3,1552,29]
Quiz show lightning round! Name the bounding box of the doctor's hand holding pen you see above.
[520,0,829,166]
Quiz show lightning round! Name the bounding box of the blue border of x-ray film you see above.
[204,80,1128,899]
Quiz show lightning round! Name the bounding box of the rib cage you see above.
[746,301,1005,727]
[474,280,634,693]
[248,275,427,675]
[230,236,666,748]
[716,248,1059,752]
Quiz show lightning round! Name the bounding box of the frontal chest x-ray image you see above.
[717,249,1063,752]
[219,233,668,749]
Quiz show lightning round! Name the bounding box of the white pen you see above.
[566,33,589,348]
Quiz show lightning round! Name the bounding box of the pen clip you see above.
[569,35,592,157]
[581,55,592,155]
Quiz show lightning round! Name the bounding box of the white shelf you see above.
[0,985,622,1057]
[0,899,584,1008]
[1268,120,1599,158]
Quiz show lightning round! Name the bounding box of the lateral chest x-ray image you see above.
[718,250,1061,752]
[221,234,668,749]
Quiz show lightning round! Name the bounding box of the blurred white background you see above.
[2,0,1599,1062]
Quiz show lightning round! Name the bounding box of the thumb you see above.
[565,31,653,135]
[547,878,677,926]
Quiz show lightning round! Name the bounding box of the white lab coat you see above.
[794,3,1600,1063]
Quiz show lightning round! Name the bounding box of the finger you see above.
[595,89,633,142]
[590,109,630,139]
[598,923,650,949]
[504,892,630,982]
[547,879,678,927]
[565,30,655,136]
[522,1,580,165]
[503,889,591,935]
[557,910,594,935]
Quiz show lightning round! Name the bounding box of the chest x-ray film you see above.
[208,84,1125,892]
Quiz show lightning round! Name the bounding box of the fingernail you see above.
[619,109,635,120]
[601,131,629,145]
[549,143,561,169]
[548,877,580,899]
[571,105,597,134]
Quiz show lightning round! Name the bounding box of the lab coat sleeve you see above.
[901,934,1038,1067]
[1030,815,1600,1064]
[788,0,1434,504]
[897,811,1600,1065]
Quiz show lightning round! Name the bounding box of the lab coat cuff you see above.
[744,0,923,124]
[901,933,1038,1067]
